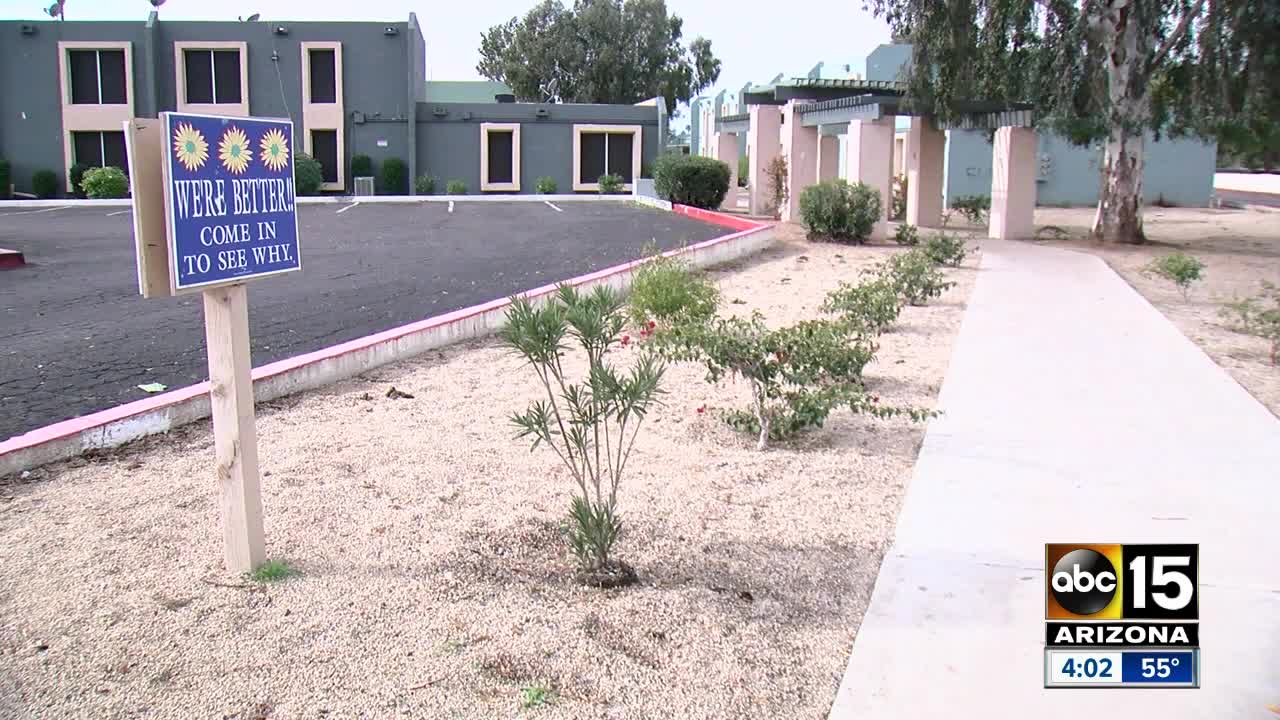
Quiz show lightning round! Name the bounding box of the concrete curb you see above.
[0,206,774,476]
[0,194,658,210]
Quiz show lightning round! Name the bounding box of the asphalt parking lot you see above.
[0,201,726,441]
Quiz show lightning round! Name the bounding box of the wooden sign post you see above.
[125,112,301,573]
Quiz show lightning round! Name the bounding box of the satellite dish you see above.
[246,12,260,21]
[44,2,63,18]
[150,0,165,6]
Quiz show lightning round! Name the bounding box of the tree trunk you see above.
[1090,0,1150,244]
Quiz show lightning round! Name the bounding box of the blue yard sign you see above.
[162,112,301,291]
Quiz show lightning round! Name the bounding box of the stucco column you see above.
[817,134,840,182]
[715,132,739,211]
[747,105,781,216]
[906,118,946,227]
[846,117,895,240]
[780,100,818,223]
[989,126,1037,240]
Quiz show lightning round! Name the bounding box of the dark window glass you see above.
[184,50,214,104]
[309,49,336,104]
[213,50,241,104]
[580,132,606,185]
[606,132,634,180]
[98,50,127,104]
[311,130,338,184]
[73,131,104,167]
[102,131,127,170]
[69,50,99,104]
[487,130,514,184]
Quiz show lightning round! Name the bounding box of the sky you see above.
[3,0,894,128]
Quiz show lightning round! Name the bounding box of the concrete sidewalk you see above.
[829,240,1280,718]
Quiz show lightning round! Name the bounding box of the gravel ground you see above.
[1035,206,1280,417]
[0,224,979,719]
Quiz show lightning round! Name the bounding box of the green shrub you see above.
[535,176,557,194]
[1219,295,1260,333]
[0,159,10,200]
[414,174,436,195]
[653,154,731,209]
[951,195,990,225]
[81,166,129,199]
[250,559,299,583]
[502,285,663,585]
[799,180,882,243]
[879,249,955,306]
[32,169,59,199]
[379,157,409,195]
[923,233,967,267]
[445,180,467,195]
[1220,281,1280,365]
[598,173,625,195]
[654,313,931,449]
[294,153,323,196]
[1144,252,1205,301]
[627,250,720,329]
[894,223,920,246]
[69,163,92,199]
[737,155,749,187]
[892,173,908,221]
[822,278,902,337]
[351,154,374,178]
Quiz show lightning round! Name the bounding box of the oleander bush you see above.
[351,154,374,178]
[293,154,323,196]
[446,180,468,195]
[923,232,967,267]
[653,154,731,209]
[415,174,436,195]
[32,169,59,199]
[379,157,409,195]
[894,223,920,246]
[799,180,881,243]
[0,159,10,200]
[951,194,990,225]
[80,166,129,199]
[535,176,558,194]
[598,173,625,195]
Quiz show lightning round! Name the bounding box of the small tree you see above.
[1144,253,1205,301]
[503,285,665,586]
[764,155,788,219]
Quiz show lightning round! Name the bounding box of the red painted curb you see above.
[0,248,25,269]
[0,207,770,460]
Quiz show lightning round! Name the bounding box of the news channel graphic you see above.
[1044,543,1200,689]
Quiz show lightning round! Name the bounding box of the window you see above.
[183,49,242,104]
[68,49,127,105]
[72,131,127,169]
[310,130,339,184]
[572,125,641,191]
[480,123,521,192]
[308,49,337,104]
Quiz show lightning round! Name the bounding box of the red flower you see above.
[640,328,650,338]
[648,320,657,330]
[871,396,880,403]
[621,335,631,347]
[696,405,705,414]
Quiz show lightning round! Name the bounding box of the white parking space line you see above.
[544,201,563,212]
[3,206,70,216]
[336,201,359,214]
[448,201,455,214]
[107,210,131,217]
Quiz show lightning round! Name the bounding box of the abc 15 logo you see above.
[1045,544,1199,620]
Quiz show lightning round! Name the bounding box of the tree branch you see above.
[1150,0,1207,69]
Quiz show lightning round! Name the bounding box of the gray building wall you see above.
[416,103,660,194]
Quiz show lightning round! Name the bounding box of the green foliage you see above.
[1220,281,1280,365]
[799,180,882,243]
[951,195,989,225]
[737,155,749,187]
[822,278,902,338]
[535,176,558,194]
[893,223,920,246]
[520,684,556,709]
[69,163,92,199]
[32,169,59,199]
[923,233,967,267]
[379,157,409,195]
[415,174,436,195]
[627,250,720,329]
[446,180,468,195]
[597,173,625,195]
[765,155,788,219]
[351,154,374,177]
[293,153,323,196]
[652,154,730,209]
[1219,295,1261,333]
[1144,253,1205,301]
[891,173,908,221]
[80,166,128,199]
[476,0,721,115]
[879,249,956,306]
[0,159,10,200]
[250,559,299,583]
[502,285,665,574]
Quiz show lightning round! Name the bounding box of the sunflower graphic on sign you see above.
[259,128,290,172]
[218,126,252,174]
[172,122,209,172]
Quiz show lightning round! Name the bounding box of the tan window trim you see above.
[301,42,345,191]
[480,122,521,192]
[58,41,135,193]
[174,41,249,117]
[572,124,642,192]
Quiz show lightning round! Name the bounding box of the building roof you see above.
[423,80,514,104]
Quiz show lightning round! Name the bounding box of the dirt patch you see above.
[1035,206,1280,417]
[0,225,979,719]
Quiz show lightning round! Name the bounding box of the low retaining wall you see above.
[1214,172,1280,196]
[0,207,774,475]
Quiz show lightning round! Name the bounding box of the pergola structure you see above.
[712,78,1036,241]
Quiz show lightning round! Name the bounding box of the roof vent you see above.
[495,93,516,104]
